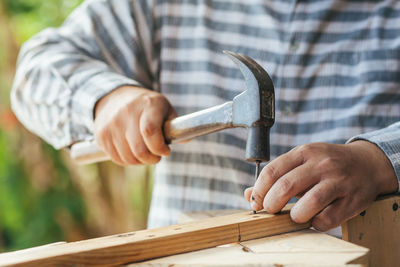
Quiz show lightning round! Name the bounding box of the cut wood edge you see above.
[346,252,370,266]
[0,209,310,267]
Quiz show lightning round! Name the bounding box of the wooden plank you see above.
[342,194,400,267]
[0,209,310,266]
[138,229,369,266]
[178,209,246,223]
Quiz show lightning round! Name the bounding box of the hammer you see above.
[70,51,275,175]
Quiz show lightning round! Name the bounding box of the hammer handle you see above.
[70,102,233,165]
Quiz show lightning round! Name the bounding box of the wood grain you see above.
[138,229,369,266]
[342,194,400,267]
[178,209,246,223]
[0,209,310,266]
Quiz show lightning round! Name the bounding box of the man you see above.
[11,0,400,230]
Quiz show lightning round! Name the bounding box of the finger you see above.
[290,179,340,224]
[262,163,319,213]
[244,187,253,202]
[140,107,171,157]
[96,131,125,165]
[312,196,371,231]
[251,148,305,211]
[167,106,178,120]
[127,128,161,165]
[311,198,345,231]
[112,133,140,165]
[105,139,126,166]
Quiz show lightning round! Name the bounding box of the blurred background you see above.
[0,0,153,252]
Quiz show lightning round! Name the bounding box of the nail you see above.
[251,201,258,211]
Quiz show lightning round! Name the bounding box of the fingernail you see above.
[251,201,258,211]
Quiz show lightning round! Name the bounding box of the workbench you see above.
[0,195,398,267]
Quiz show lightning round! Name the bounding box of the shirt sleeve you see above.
[10,0,157,149]
[347,122,400,192]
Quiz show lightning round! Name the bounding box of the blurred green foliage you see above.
[4,0,83,42]
[0,131,86,250]
[0,0,153,253]
[0,0,86,252]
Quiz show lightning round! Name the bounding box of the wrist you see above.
[347,140,398,195]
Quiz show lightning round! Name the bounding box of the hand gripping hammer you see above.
[70,51,275,177]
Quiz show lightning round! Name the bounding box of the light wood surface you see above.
[342,194,400,267]
[0,209,310,266]
[178,209,246,223]
[137,229,369,266]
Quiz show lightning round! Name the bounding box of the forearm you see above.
[11,43,139,148]
[10,0,155,149]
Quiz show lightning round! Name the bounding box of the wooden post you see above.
[342,194,400,267]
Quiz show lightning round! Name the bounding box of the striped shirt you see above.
[11,0,400,228]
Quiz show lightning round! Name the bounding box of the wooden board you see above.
[0,209,310,266]
[342,194,400,267]
[178,209,246,223]
[137,229,368,266]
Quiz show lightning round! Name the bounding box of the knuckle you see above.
[318,156,337,169]
[292,144,311,163]
[276,178,294,197]
[299,144,314,154]
[318,157,347,179]
[263,164,279,180]
[141,121,159,138]
[294,144,309,153]
[143,94,160,107]
[110,118,122,129]
[292,144,304,152]
[295,143,322,157]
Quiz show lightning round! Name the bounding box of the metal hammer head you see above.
[224,51,275,163]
